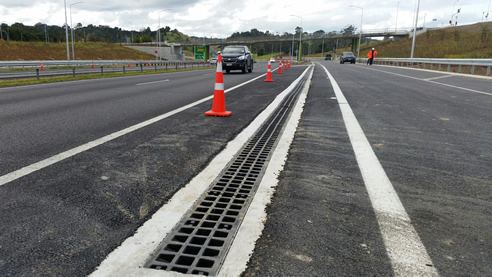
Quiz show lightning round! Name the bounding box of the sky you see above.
[0,0,490,38]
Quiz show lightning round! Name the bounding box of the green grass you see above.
[0,41,157,61]
[328,22,492,59]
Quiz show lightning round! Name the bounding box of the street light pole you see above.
[487,0,491,22]
[292,32,294,58]
[70,2,83,61]
[411,0,421,58]
[290,15,302,61]
[157,9,171,60]
[395,1,399,32]
[64,0,70,61]
[350,5,363,60]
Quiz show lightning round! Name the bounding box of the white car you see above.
[210,58,217,65]
[269,58,275,63]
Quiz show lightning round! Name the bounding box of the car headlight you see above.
[238,55,245,60]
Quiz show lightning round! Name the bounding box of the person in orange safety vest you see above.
[367,48,378,65]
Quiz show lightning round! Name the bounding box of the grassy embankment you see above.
[333,22,492,59]
[0,41,156,61]
[0,41,215,87]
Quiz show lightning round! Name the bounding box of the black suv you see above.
[340,52,356,64]
[221,45,253,73]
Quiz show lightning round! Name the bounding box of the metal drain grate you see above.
[145,73,309,275]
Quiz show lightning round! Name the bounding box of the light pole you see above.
[395,1,399,32]
[291,32,294,58]
[290,15,302,61]
[285,27,295,59]
[487,0,491,22]
[450,0,459,25]
[70,2,83,61]
[411,0,420,58]
[64,0,70,61]
[350,5,363,60]
[157,9,171,60]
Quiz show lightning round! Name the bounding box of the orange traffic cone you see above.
[40,62,44,71]
[91,60,94,68]
[278,59,283,74]
[148,61,151,67]
[128,61,131,67]
[205,54,231,117]
[264,58,274,82]
[283,59,288,70]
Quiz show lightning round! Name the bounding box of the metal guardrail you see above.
[362,58,492,75]
[0,59,208,69]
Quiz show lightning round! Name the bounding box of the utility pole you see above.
[290,15,302,61]
[411,0,420,58]
[64,0,70,61]
[395,1,399,32]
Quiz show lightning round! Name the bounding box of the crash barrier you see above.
[359,58,492,76]
[0,60,215,80]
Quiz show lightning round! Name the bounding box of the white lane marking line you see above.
[319,63,439,276]
[89,67,312,277]
[0,68,216,91]
[423,75,452,81]
[0,72,268,187]
[365,67,492,96]
[136,79,170,86]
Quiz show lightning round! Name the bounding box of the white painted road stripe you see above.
[319,63,439,276]
[365,67,492,96]
[136,79,170,86]
[0,72,268,187]
[89,66,312,276]
[423,75,452,81]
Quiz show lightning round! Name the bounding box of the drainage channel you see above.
[144,71,310,276]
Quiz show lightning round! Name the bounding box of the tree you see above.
[340,25,357,35]
[313,30,325,37]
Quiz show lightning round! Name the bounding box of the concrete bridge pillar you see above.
[170,44,184,61]
[205,45,210,61]
[299,42,303,61]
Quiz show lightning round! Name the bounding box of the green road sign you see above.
[195,45,205,60]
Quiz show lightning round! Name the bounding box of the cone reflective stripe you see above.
[205,54,232,117]
[264,58,274,82]
[278,59,283,74]
[40,61,44,71]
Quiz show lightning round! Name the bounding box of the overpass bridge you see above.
[181,29,411,46]
[127,28,413,61]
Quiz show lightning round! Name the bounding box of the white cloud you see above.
[0,0,489,37]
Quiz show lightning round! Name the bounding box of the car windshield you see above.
[223,48,245,54]
[343,52,355,57]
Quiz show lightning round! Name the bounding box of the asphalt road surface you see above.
[0,60,491,276]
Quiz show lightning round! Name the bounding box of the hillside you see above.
[350,22,492,59]
[0,41,156,61]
